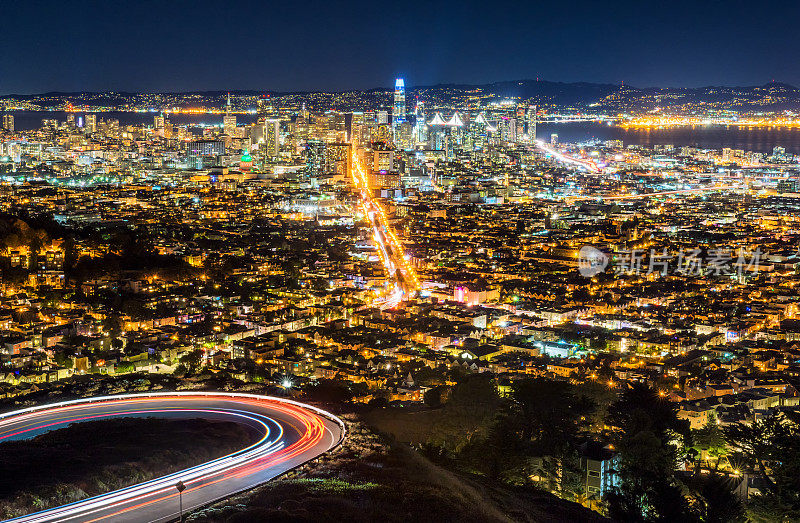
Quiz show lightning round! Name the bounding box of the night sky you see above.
[3,0,799,94]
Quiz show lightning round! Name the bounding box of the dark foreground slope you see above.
[188,415,605,523]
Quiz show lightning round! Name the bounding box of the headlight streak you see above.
[0,392,344,523]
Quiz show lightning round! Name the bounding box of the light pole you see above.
[175,480,186,522]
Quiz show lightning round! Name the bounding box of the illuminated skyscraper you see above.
[263,119,280,158]
[2,114,14,132]
[85,114,97,133]
[527,105,537,142]
[516,104,536,143]
[154,114,165,130]
[324,142,350,176]
[499,117,517,143]
[392,78,406,127]
[373,147,394,171]
[223,92,237,136]
[414,100,426,143]
[305,139,325,178]
[516,105,528,143]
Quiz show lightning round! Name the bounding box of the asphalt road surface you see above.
[0,392,345,522]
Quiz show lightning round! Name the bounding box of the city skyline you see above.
[1,84,798,520]
[5,2,800,520]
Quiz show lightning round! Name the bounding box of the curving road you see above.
[0,392,345,523]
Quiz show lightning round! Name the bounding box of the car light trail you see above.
[1,392,345,523]
[534,139,602,173]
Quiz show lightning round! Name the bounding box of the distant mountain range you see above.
[4,80,800,113]
[411,80,800,113]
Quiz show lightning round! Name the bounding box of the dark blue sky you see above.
[2,0,799,94]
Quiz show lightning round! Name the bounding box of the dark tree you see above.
[605,383,692,521]
[725,413,800,519]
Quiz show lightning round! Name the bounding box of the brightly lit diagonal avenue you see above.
[0,393,344,523]
[350,144,419,309]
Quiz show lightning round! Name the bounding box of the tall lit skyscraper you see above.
[2,114,14,132]
[516,105,528,143]
[305,139,325,178]
[223,92,237,136]
[527,105,537,142]
[263,119,280,159]
[515,104,537,143]
[392,78,406,126]
[85,114,97,133]
[414,100,426,143]
[499,117,517,143]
